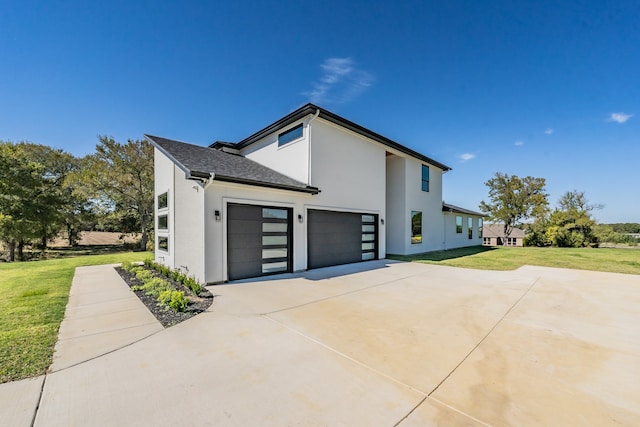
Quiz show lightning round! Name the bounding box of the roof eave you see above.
[144,134,192,177]
[232,104,452,171]
[207,173,320,195]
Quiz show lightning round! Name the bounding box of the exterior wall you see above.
[443,212,484,249]
[203,181,313,284]
[241,118,311,184]
[385,155,406,254]
[154,148,175,269]
[406,158,444,253]
[308,119,386,258]
[173,163,205,282]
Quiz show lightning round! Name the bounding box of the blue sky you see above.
[1,0,638,222]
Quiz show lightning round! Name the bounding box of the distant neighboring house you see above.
[482,224,525,246]
[147,103,484,283]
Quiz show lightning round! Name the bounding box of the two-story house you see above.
[147,103,483,283]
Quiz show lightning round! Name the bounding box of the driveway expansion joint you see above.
[263,314,428,396]
[427,276,541,397]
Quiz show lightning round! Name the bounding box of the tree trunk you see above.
[18,240,25,261]
[7,240,16,262]
[140,217,148,251]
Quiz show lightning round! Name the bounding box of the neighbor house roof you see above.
[482,224,526,238]
[209,103,452,172]
[442,203,484,217]
[145,135,320,195]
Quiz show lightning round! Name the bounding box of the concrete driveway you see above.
[4,261,640,426]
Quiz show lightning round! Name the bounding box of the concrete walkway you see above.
[2,261,640,426]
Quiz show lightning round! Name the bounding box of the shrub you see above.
[183,276,203,295]
[121,260,134,272]
[136,277,172,297]
[144,258,153,268]
[135,269,154,282]
[158,290,188,312]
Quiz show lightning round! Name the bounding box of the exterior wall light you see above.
[214,210,221,221]
[298,214,303,223]
[381,218,385,225]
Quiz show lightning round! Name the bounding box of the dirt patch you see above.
[116,266,213,327]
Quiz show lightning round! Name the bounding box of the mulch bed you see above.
[116,266,213,328]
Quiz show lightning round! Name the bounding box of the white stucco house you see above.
[146,103,484,283]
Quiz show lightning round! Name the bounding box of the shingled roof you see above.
[145,135,320,194]
[482,224,526,238]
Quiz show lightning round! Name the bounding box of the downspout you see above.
[306,108,320,185]
[202,172,215,284]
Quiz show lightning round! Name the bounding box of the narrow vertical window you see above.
[421,165,429,192]
[468,217,473,239]
[158,214,168,230]
[157,192,168,209]
[158,236,169,253]
[411,211,422,244]
[456,216,462,233]
[478,218,483,238]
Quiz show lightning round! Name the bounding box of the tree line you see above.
[0,137,153,261]
[479,172,637,247]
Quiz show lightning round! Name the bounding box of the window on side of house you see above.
[158,236,169,253]
[456,215,462,233]
[479,218,483,238]
[468,217,473,239]
[421,165,429,192]
[278,124,303,147]
[483,237,491,245]
[411,211,422,244]
[158,214,168,230]
[158,192,168,210]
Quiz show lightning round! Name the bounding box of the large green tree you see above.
[479,172,549,245]
[83,137,154,250]
[546,190,600,247]
[0,141,79,260]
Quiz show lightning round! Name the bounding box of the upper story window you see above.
[157,192,168,210]
[421,165,429,192]
[468,217,473,239]
[456,216,462,233]
[278,124,303,147]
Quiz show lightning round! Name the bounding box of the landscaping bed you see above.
[116,261,213,327]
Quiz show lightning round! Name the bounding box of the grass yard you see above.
[0,251,147,383]
[388,246,640,275]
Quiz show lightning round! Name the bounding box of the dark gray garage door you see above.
[227,204,292,281]
[307,210,377,269]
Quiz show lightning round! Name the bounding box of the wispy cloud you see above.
[459,153,475,162]
[514,140,525,146]
[609,112,633,123]
[544,128,554,134]
[303,57,374,105]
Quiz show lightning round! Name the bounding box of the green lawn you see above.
[0,251,147,383]
[388,246,640,275]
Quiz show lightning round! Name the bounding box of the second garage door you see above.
[307,210,377,269]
